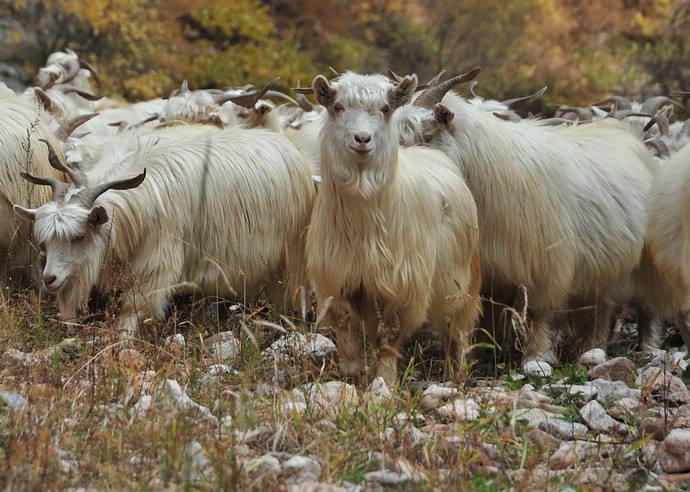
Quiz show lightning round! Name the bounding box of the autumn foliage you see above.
[1,0,688,104]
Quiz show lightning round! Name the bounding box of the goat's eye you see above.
[333,103,344,113]
[423,134,433,143]
[73,234,86,243]
[380,105,391,114]
[39,242,45,252]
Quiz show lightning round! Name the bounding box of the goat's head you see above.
[13,140,145,303]
[313,72,417,196]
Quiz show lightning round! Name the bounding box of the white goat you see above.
[0,93,66,285]
[643,143,690,348]
[396,73,656,367]
[306,72,481,384]
[13,127,315,335]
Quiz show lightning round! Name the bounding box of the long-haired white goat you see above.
[13,127,315,335]
[396,73,656,368]
[306,72,481,384]
[0,93,66,285]
[644,143,690,349]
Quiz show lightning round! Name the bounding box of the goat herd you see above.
[1,50,690,384]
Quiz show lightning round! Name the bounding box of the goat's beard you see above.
[322,144,396,200]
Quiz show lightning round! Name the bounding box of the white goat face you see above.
[396,103,454,148]
[313,72,417,195]
[15,201,108,294]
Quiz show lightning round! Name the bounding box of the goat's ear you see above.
[255,102,272,116]
[87,205,108,228]
[433,103,454,127]
[313,75,336,108]
[388,74,418,110]
[13,204,37,223]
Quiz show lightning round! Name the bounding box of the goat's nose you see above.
[44,274,56,286]
[354,132,372,145]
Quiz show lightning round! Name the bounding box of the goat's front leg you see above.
[326,298,365,381]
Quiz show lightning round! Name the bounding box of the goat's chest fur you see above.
[307,148,477,313]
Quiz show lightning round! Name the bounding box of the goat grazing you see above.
[13,127,315,336]
[306,72,481,384]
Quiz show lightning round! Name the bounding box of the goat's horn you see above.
[60,87,102,101]
[74,169,147,207]
[502,86,548,110]
[79,59,101,87]
[641,96,681,115]
[19,172,68,202]
[56,113,99,140]
[38,138,85,186]
[295,93,314,112]
[329,67,341,78]
[413,67,481,109]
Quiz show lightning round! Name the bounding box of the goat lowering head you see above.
[313,71,417,197]
[13,141,145,298]
[396,69,480,150]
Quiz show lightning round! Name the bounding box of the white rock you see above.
[0,391,28,411]
[420,383,459,409]
[513,408,562,429]
[3,348,39,366]
[544,383,598,401]
[300,381,359,411]
[637,367,690,404]
[156,379,217,424]
[658,429,690,473]
[244,454,281,475]
[267,333,336,360]
[580,400,627,435]
[538,419,589,440]
[207,364,236,377]
[186,440,213,481]
[279,390,308,415]
[165,333,186,353]
[522,360,553,378]
[592,379,641,404]
[284,455,321,483]
[578,348,607,367]
[364,470,411,486]
[437,398,480,421]
[204,331,240,361]
[130,394,153,419]
[364,377,393,405]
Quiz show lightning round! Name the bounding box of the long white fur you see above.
[21,126,315,334]
[0,93,65,284]
[307,72,481,383]
[396,91,656,361]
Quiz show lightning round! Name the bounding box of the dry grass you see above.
[0,288,673,491]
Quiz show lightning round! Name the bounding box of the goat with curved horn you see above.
[56,113,100,141]
[38,138,85,186]
[413,67,481,109]
[502,86,547,110]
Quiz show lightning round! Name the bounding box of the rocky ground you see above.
[1,294,690,490]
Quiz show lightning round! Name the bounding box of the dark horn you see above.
[413,67,481,109]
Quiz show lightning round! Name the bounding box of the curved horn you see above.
[60,58,81,85]
[425,70,447,89]
[78,59,101,87]
[645,138,670,158]
[413,67,481,109]
[641,96,681,116]
[73,169,147,207]
[295,93,314,112]
[329,67,341,78]
[264,90,300,107]
[469,81,479,99]
[59,87,102,101]
[38,138,84,186]
[56,113,99,140]
[20,172,69,202]
[387,70,403,83]
[219,77,280,109]
[643,107,671,136]
[181,80,189,94]
[502,86,548,110]
[594,96,632,111]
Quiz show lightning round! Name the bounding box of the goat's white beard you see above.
[321,143,397,200]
